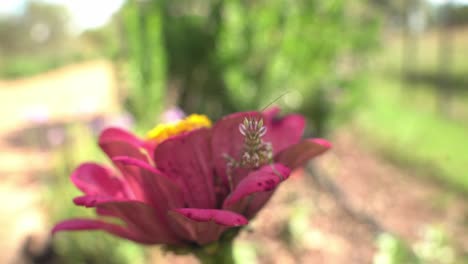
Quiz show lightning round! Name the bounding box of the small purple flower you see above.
[162,107,186,123]
[52,108,330,246]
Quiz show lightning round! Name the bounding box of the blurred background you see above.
[0,0,467,263]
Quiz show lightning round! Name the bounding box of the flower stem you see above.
[195,241,235,264]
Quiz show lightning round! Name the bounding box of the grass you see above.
[350,26,468,193]
[0,52,102,80]
[353,76,468,194]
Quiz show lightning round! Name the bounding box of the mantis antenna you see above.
[259,90,291,112]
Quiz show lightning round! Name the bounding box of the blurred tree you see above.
[0,1,70,56]
[118,0,380,135]
[216,0,380,135]
[445,5,468,26]
[437,0,455,116]
[400,0,427,91]
[0,1,76,79]
[119,0,167,129]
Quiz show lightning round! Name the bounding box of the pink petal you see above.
[241,191,274,219]
[275,138,331,169]
[223,163,291,207]
[99,127,143,147]
[263,111,306,155]
[172,208,248,226]
[112,156,184,210]
[71,163,126,197]
[98,127,147,163]
[211,111,262,185]
[52,218,162,244]
[73,195,129,207]
[168,208,248,245]
[153,128,216,209]
[94,201,181,245]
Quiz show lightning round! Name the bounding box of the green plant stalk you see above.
[194,241,235,264]
[122,0,166,129]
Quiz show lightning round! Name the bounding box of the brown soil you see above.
[153,130,468,264]
[246,131,468,263]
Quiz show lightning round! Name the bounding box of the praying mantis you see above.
[224,92,290,191]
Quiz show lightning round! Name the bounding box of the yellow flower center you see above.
[146,114,212,142]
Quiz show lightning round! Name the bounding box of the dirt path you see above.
[319,130,468,246]
[0,60,119,132]
[0,60,118,264]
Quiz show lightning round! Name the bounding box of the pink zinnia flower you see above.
[52,108,330,246]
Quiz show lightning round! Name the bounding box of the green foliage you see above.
[355,76,468,192]
[217,0,380,134]
[413,226,456,264]
[374,233,420,264]
[348,11,468,190]
[0,1,104,79]
[117,0,380,133]
[0,1,69,56]
[119,0,166,130]
[373,227,458,264]
[444,5,468,26]
[0,53,91,79]
[0,56,60,79]
[233,241,258,264]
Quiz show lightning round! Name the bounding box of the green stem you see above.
[195,242,235,264]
